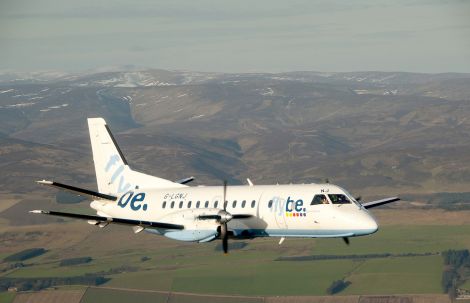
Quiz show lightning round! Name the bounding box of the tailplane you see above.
[87,118,185,194]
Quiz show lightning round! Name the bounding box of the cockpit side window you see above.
[311,194,329,205]
[328,194,351,204]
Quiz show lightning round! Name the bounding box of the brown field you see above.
[12,290,85,303]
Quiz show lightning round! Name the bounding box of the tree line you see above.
[442,249,470,299]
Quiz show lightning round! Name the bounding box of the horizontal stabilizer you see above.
[175,176,195,185]
[29,210,184,230]
[37,180,117,201]
[362,197,400,209]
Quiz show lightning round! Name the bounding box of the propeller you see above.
[222,180,229,254]
[197,180,253,254]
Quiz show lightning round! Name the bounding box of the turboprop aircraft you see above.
[31,118,400,253]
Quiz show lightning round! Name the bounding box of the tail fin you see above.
[87,118,185,194]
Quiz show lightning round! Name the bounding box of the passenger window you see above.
[268,200,273,208]
[328,194,351,204]
[232,200,237,208]
[171,201,175,208]
[188,201,192,208]
[205,201,209,208]
[311,194,329,205]
[241,200,246,208]
[251,200,256,208]
[179,201,183,208]
[214,200,219,208]
[196,201,200,208]
[162,201,167,208]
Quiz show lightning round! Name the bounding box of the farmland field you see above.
[1,208,470,301]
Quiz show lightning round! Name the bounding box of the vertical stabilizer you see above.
[87,118,185,194]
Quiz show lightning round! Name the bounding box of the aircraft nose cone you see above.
[364,215,378,234]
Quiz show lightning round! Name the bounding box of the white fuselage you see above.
[91,183,378,242]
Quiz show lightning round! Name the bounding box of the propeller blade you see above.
[221,223,228,254]
[197,215,221,220]
[342,237,350,245]
[223,180,227,211]
[232,214,253,219]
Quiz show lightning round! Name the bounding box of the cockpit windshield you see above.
[311,194,329,205]
[341,189,362,207]
[328,194,351,204]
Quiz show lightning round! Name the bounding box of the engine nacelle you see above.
[159,208,221,242]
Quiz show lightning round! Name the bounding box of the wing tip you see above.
[36,180,53,185]
[87,117,106,125]
[29,210,46,214]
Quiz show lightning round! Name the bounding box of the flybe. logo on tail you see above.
[118,192,148,211]
[105,154,131,193]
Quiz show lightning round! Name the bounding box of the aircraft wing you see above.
[29,210,184,230]
[362,197,400,209]
[37,180,117,201]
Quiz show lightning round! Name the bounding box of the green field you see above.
[0,292,15,303]
[81,288,169,303]
[2,223,469,297]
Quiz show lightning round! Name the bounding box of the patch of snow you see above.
[47,104,68,110]
[177,93,187,98]
[155,82,174,86]
[6,102,36,108]
[189,114,205,120]
[0,89,14,94]
[260,87,274,96]
[96,78,120,85]
[60,88,72,94]
[354,89,370,95]
[383,89,398,95]
[270,76,292,81]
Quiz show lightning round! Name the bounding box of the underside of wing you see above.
[30,210,184,230]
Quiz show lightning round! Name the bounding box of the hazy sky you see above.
[1,0,469,73]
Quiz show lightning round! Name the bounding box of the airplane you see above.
[31,118,400,254]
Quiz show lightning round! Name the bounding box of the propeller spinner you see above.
[197,180,253,254]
